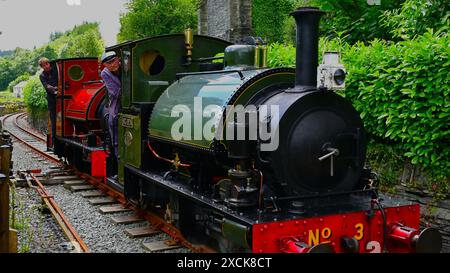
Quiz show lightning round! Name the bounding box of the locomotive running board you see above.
[124,165,254,226]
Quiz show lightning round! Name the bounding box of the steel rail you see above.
[24,172,89,253]
[1,113,61,163]
[75,170,216,253]
[14,112,46,142]
[2,112,214,253]
[1,113,88,252]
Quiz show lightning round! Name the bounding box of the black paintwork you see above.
[125,165,413,226]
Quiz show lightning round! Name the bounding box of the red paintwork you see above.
[386,223,419,253]
[252,204,420,253]
[62,100,74,137]
[49,58,109,178]
[279,237,311,253]
[49,58,105,138]
[65,85,105,121]
[91,150,107,177]
[61,59,104,137]
[62,59,102,97]
[52,59,109,177]
[88,86,106,120]
[54,62,63,139]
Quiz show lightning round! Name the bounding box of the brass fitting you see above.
[184,28,194,64]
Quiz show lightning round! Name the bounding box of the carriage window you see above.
[139,50,165,76]
[68,65,84,81]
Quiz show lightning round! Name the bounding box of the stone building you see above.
[198,0,253,43]
[13,81,27,98]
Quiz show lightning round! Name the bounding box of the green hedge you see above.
[267,30,450,188]
[342,30,449,181]
[253,0,294,43]
[23,75,47,111]
[266,43,296,67]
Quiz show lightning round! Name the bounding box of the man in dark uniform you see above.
[39,57,58,149]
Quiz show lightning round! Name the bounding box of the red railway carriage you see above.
[49,58,108,178]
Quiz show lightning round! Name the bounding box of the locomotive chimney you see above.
[290,7,325,91]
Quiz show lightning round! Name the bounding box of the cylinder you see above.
[290,7,325,90]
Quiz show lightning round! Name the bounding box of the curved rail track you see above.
[1,113,60,163]
[14,112,47,142]
[1,112,214,253]
[1,112,88,252]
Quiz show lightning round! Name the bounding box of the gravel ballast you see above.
[10,131,189,253]
[45,184,184,253]
[11,140,70,253]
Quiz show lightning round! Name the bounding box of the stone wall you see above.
[198,0,253,43]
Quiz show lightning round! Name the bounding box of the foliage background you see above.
[23,75,47,112]
[253,0,450,45]
[0,22,104,114]
[0,0,447,196]
[252,0,294,43]
[266,23,449,196]
[117,0,198,42]
[7,73,30,93]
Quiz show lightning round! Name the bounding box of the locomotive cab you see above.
[52,58,108,177]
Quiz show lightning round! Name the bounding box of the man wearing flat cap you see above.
[100,51,121,174]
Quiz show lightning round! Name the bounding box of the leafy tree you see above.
[381,0,450,40]
[0,48,39,90]
[0,21,103,92]
[49,31,64,42]
[60,29,104,58]
[37,45,58,61]
[267,43,296,67]
[342,31,450,185]
[117,0,198,42]
[253,0,294,43]
[10,48,35,75]
[70,22,101,37]
[266,32,450,195]
[7,73,30,92]
[0,21,103,110]
[284,0,405,44]
[0,58,15,91]
[0,50,13,57]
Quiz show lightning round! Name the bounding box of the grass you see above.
[0,90,26,115]
[10,184,40,253]
[0,89,24,104]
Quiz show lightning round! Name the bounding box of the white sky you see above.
[0,0,128,50]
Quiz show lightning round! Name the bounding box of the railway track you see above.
[2,112,87,252]
[1,112,212,253]
[1,113,60,163]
